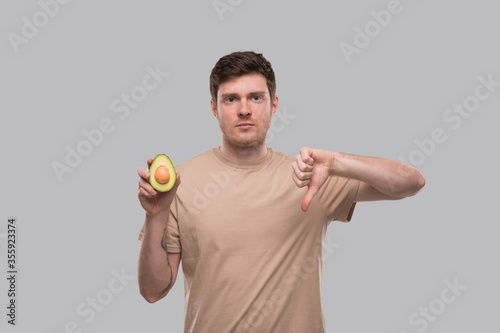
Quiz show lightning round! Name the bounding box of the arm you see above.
[138,212,181,303]
[292,147,425,211]
[331,151,425,202]
[137,159,181,303]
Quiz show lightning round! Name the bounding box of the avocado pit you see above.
[154,165,170,184]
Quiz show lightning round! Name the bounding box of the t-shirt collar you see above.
[212,146,274,169]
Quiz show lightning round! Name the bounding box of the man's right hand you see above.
[137,158,181,218]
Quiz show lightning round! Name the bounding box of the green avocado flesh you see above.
[149,154,176,192]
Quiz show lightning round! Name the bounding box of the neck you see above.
[219,139,268,164]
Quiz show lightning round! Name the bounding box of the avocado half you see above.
[149,154,176,192]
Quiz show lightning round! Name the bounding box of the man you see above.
[137,51,425,332]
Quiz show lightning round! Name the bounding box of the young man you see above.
[137,51,425,332]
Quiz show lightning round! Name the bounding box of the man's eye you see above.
[226,97,235,103]
[252,95,262,101]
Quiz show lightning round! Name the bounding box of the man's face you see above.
[211,73,278,150]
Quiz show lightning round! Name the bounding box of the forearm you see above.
[331,152,425,198]
[138,212,174,303]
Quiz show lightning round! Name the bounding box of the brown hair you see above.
[210,51,276,104]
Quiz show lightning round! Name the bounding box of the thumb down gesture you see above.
[292,147,334,212]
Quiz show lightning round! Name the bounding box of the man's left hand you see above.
[292,146,426,208]
[292,147,334,212]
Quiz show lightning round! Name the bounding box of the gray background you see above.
[1,0,499,332]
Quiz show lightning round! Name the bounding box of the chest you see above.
[176,170,326,258]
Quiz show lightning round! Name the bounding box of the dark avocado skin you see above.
[149,154,176,192]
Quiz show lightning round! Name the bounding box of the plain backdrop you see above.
[1,0,499,332]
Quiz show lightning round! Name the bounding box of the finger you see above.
[292,170,310,188]
[138,186,155,198]
[171,172,181,191]
[139,178,157,196]
[292,160,312,180]
[137,167,150,181]
[300,147,314,166]
[296,154,313,172]
[294,168,312,182]
[147,158,153,168]
[301,184,320,212]
[292,161,312,183]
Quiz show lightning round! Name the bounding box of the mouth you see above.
[236,123,254,129]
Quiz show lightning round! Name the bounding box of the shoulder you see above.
[270,149,294,162]
[269,149,296,169]
[175,149,216,173]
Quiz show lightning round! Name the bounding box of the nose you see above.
[238,99,251,117]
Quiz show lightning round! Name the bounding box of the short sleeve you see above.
[315,175,360,222]
[137,197,182,253]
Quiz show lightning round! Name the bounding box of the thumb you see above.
[171,172,181,191]
[301,184,320,212]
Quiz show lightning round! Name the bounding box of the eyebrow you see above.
[220,91,268,99]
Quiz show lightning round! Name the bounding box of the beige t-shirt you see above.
[139,147,359,333]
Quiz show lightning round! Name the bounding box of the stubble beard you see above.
[221,117,271,152]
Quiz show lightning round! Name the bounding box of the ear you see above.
[211,99,218,119]
[271,95,279,115]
